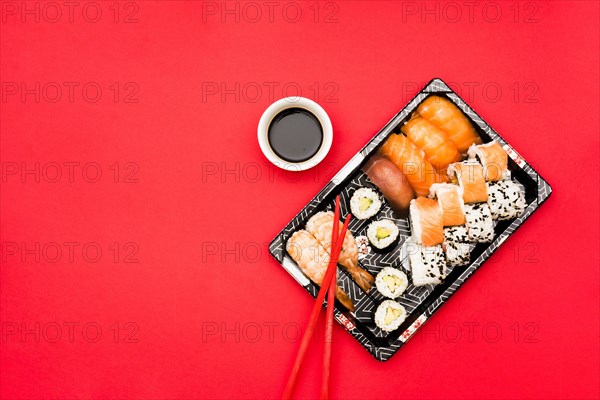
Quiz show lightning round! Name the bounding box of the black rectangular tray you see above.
[268,78,552,361]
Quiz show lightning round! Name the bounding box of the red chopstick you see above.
[321,198,339,400]
[282,199,350,400]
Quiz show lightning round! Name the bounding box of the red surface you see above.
[1,1,599,399]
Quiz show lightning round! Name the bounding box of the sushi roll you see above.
[409,197,444,246]
[350,188,382,220]
[367,219,399,250]
[374,300,407,332]
[429,183,466,226]
[443,226,471,266]
[464,203,495,243]
[406,239,447,286]
[468,141,509,182]
[375,267,408,299]
[486,180,526,220]
[447,161,488,204]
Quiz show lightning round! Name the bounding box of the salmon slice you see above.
[429,183,466,226]
[361,154,415,217]
[467,141,508,182]
[379,134,443,197]
[447,161,488,203]
[416,95,482,153]
[401,116,461,170]
[306,211,374,293]
[409,197,444,247]
[286,230,354,311]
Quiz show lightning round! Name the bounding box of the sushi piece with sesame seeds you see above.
[486,180,526,221]
[464,203,495,243]
[406,238,447,286]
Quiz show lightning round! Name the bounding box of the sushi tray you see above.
[269,78,552,361]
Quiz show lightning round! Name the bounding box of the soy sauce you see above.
[267,108,323,163]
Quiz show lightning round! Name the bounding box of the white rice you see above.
[486,180,526,220]
[350,188,381,220]
[367,219,399,249]
[464,203,495,243]
[406,239,447,286]
[375,267,408,299]
[374,300,406,332]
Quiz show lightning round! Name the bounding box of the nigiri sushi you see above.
[401,116,461,170]
[306,211,375,293]
[447,161,488,204]
[286,230,354,311]
[416,95,482,153]
[468,141,509,182]
[380,133,444,197]
[409,197,444,247]
[361,154,415,217]
[429,183,466,226]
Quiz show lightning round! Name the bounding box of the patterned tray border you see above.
[268,78,552,361]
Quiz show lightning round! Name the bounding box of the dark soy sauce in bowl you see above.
[267,108,324,163]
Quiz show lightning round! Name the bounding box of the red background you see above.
[1,1,599,399]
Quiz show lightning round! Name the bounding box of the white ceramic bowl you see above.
[257,97,332,171]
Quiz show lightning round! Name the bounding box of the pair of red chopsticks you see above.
[283,195,350,400]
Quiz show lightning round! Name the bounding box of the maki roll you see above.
[367,219,399,250]
[375,267,408,299]
[374,300,407,332]
[406,239,447,286]
[486,180,526,221]
[443,226,471,266]
[409,197,444,246]
[429,183,466,226]
[447,161,488,204]
[464,203,495,243]
[468,141,509,182]
[350,188,382,220]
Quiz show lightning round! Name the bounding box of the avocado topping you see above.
[376,226,392,240]
[359,197,373,212]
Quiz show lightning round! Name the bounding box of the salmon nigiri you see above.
[416,95,482,153]
[429,183,466,226]
[467,141,509,182]
[379,134,443,197]
[409,197,444,246]
[401,116,461,170]
[447,161,488,204]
